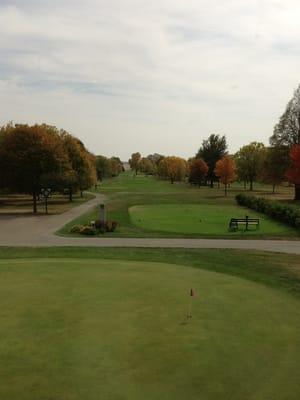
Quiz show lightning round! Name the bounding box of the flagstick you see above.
[187,288,195,319]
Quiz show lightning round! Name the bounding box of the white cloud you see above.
[0,0,300,158]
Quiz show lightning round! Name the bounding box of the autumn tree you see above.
[235,142,266,191]
[129,152,141,175]
[0,123,69,213]
[60,131,97,201]
[261,146,289,193]
[271,84,300,147]
[286,145,300,200]
[147,153,164,167]
[158,156,187,184]
[110,157,123,177]
[78,151,97,197]
[138,157,156,175]
[196,134,227,187]
[188,158,208,186]
[96,156,123,180]
[214,155,236,196]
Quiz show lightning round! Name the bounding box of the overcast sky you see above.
[0,0,300,160]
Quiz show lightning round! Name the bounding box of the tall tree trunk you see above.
[32,191,37,214]
[69,189,73,202]
[80,190,83,198]
[244,181,246,189]
[272,184,275,194]
[249,180,253,191]
[210,179,214,188]
[295,184,300,200]
[225,183,227,196]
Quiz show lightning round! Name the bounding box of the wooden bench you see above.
[229,216,259,231]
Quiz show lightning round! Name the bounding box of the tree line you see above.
[129,84,300,200]
[0,123,123,213]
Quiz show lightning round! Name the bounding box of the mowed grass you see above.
[1,247,300,399]
[59,172,299,238]
[130,204,294,235]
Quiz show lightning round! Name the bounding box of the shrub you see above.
[79,225,96,235]
[235,194,300,229]
[94,219,105,229]
[70,225,84,233]
[94,219,118,233]
[105,220,118,232]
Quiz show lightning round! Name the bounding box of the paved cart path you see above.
[0,192,299,254]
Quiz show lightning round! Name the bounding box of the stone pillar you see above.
[100,204,106,225]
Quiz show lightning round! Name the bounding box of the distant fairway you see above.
[129,203,293,236]
[1,255,300,400]
[60,172,299,239]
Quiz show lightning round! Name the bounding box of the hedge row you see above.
[236,193,300,229]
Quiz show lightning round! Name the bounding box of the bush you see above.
[105,220,118,232]
[236,194,300,228]
[93,219,118,233]
[70,220,118,235]
[94,219,105,230]
[70,225,84,233]
[79,225,96,235]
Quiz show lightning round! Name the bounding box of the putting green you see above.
[0,258,300,399]
[129,204,293,235]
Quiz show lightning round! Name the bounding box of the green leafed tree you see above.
[271,84,300,147]
[235,142,266,191]
[196,134,227,187]
[260,146,290,193]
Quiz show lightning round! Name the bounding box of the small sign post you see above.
[40,188,52,214]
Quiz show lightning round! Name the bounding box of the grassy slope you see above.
[0,248,300,399]
[59,172,299,238]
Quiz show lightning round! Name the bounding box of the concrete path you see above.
[0,192,105,246]
[0,192,299,254]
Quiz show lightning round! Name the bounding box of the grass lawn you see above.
[59,172,299,238]
[130,203,295,236]
[0,192,95,215]
[0,247,300,400]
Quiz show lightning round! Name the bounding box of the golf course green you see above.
[129,203,293,235]
[1,248,300,400]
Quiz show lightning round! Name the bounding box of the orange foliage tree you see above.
[158,156,187,184]
[214,155,236,196]
[188,158,208,186]
[286,144,300,200]
[129,152,141,175]
[0,123,69,213]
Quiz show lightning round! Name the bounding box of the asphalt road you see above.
[0,193,299,254]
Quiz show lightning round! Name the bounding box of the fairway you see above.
[1,256,300,400]
[129,203,293,235]
[61,172,299,238]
